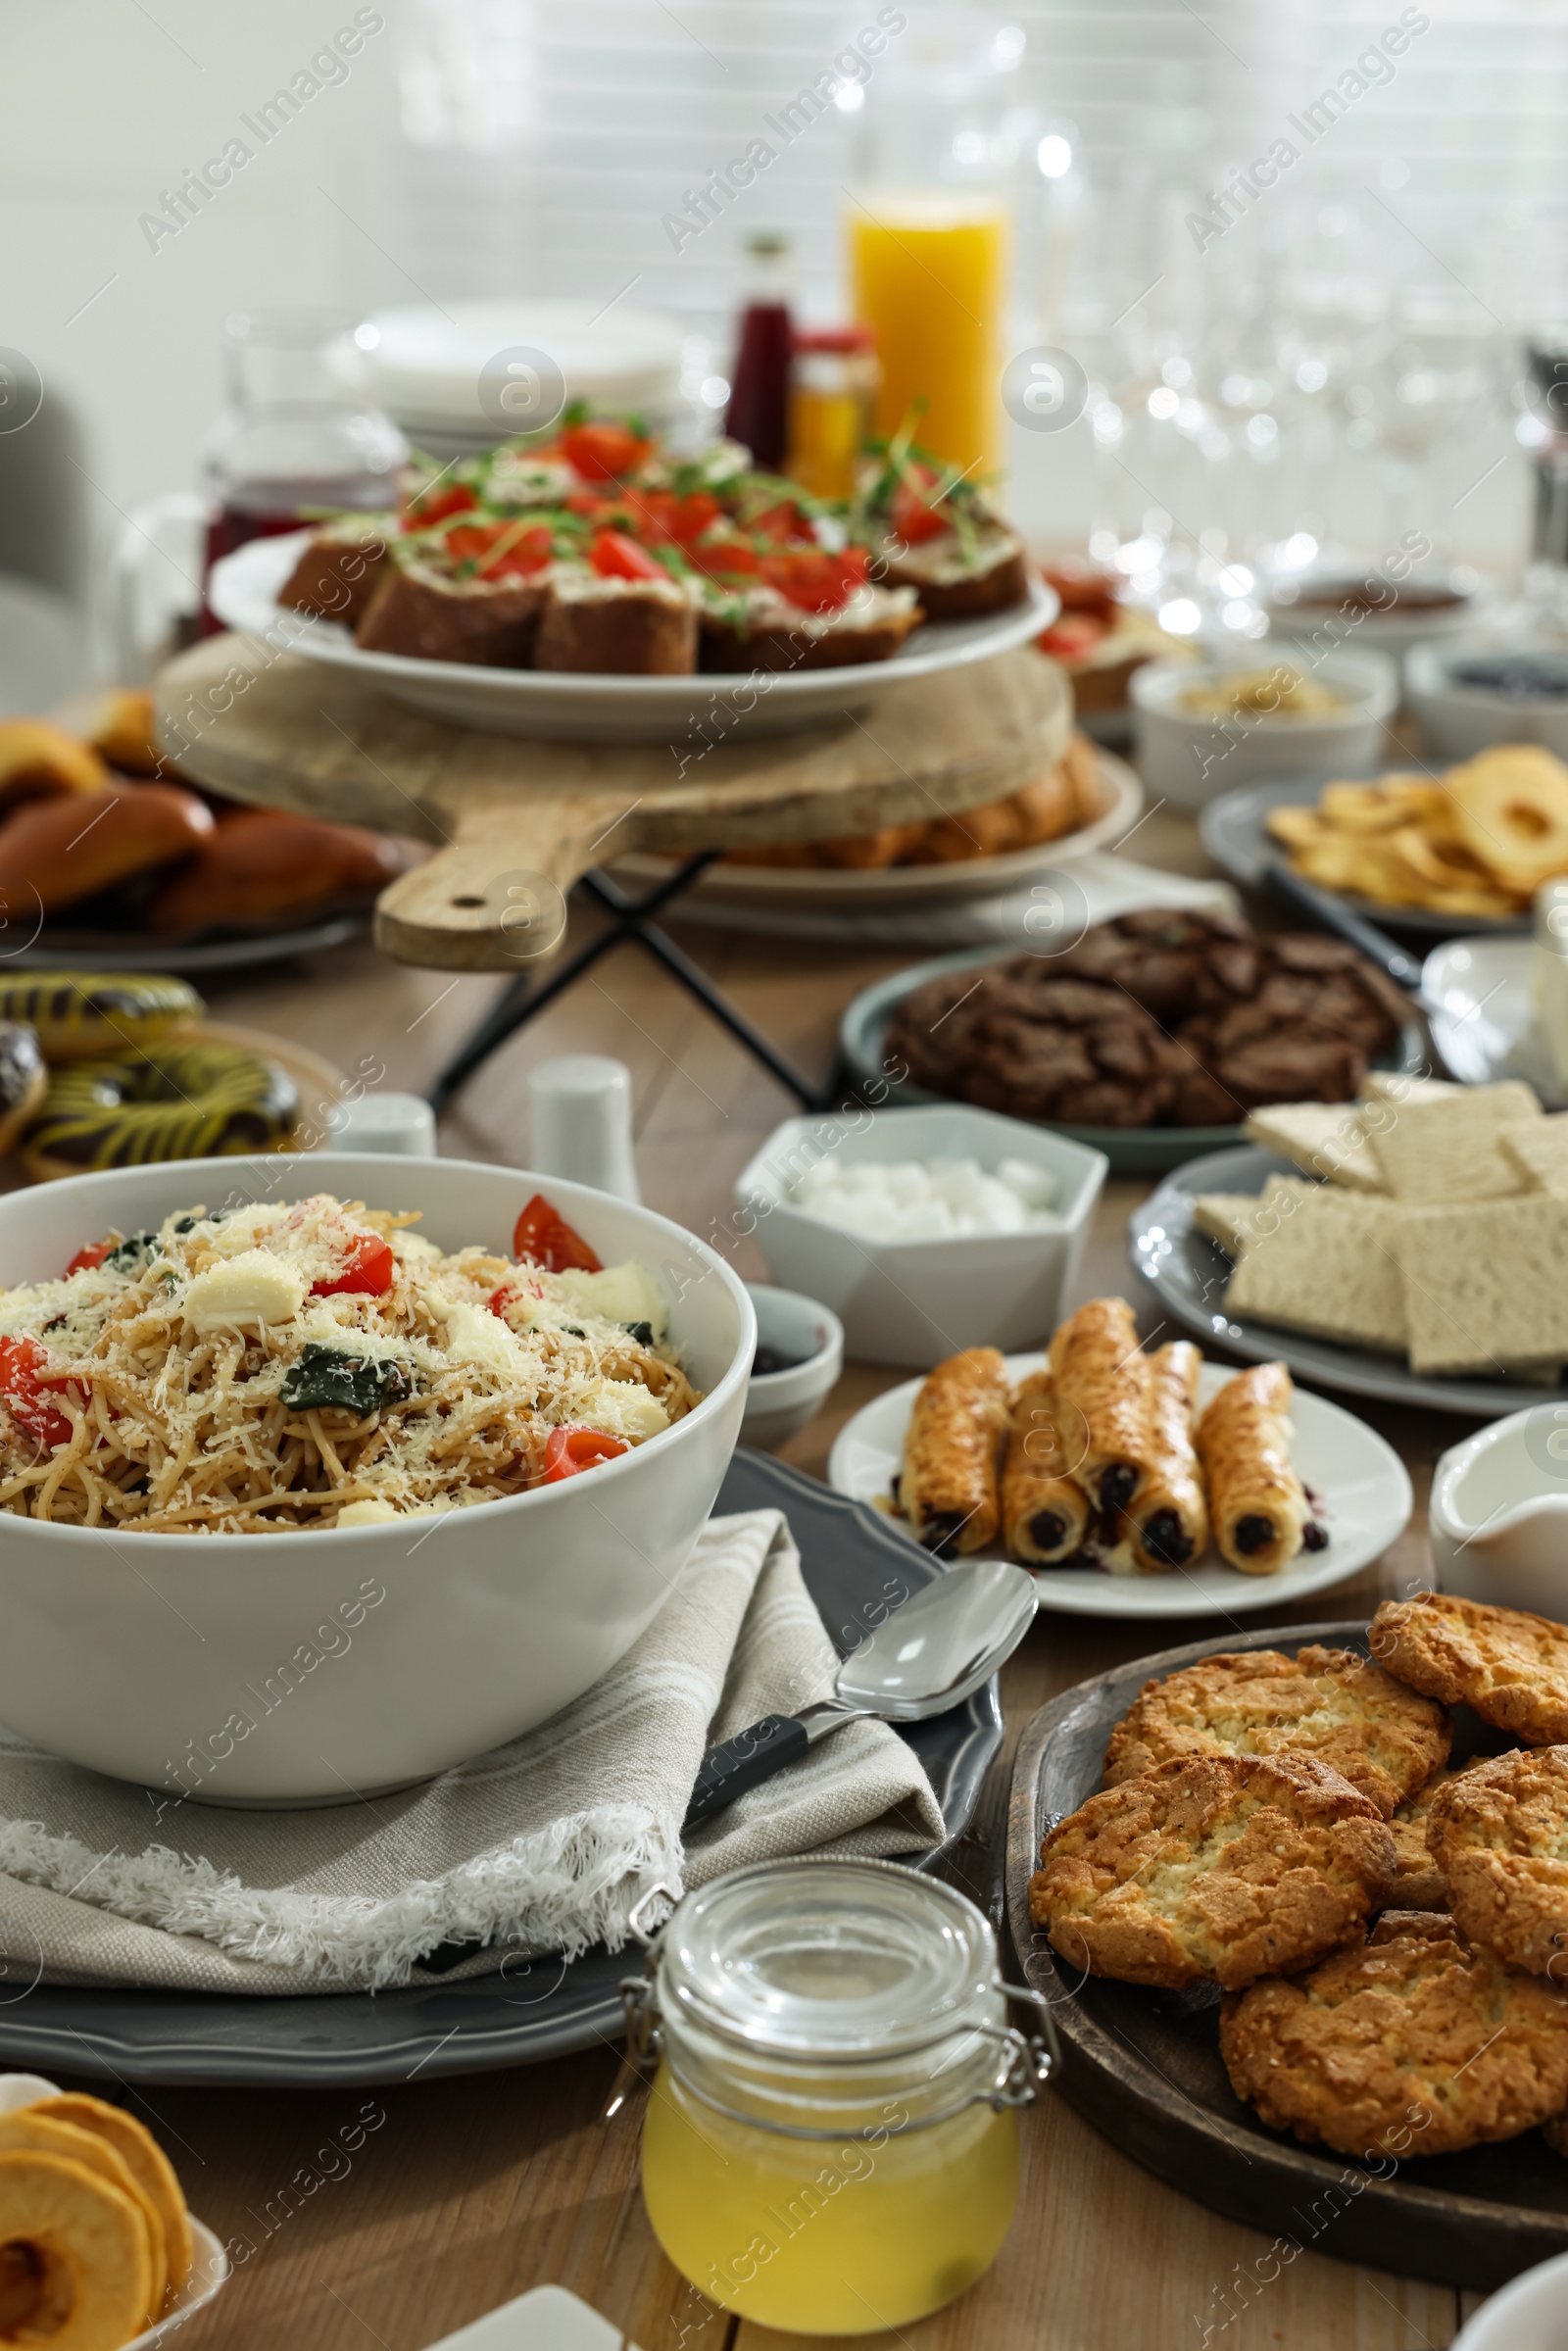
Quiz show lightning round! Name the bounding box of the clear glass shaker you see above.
[622,1856,1055,2334]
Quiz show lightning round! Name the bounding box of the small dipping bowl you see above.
[1430,1402,1568,1615]
[741,1285,844,1452]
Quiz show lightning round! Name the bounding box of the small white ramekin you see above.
[1132,648,1397,809]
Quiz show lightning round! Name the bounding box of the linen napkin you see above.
[0,1510,944,1995]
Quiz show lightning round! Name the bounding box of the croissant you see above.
[0,721,110,810]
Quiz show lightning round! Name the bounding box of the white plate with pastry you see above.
[828,1319,1410,1618]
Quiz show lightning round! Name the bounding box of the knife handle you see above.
[1261,857,1423,992]
[684,1714,810,1831]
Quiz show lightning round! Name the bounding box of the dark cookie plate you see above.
[1004,1618,1568,2290]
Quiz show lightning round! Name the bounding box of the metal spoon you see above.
[683,1558,1037,1831]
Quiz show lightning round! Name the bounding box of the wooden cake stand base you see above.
[154,636,1070,1106]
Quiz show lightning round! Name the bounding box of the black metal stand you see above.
[426,856,832,1116]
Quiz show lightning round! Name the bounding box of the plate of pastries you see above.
[0,693,416,969]
[841,906,1425,1174]
[1136,1070,1568,1418]
[826,1295,1411,1617]
[611,736,1140,911]
[0,2072,226,2347]
[1008,1592,1568,2281]
[1200,745,1568,935]
[0,971,342,1180]
[210,408,1054,740]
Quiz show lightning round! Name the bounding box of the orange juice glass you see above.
[848,193,1008,476]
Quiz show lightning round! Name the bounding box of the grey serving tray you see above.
[0,1451,1001,2087]
[1004,1618,1568,2291]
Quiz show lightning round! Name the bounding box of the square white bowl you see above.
[736,1104,1107,1367]
[1131,648,1397,809]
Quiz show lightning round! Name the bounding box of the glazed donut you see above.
[30,2096,191,2298]
[0,784,213,914]
[0,1022,45,1152]
[81,690,166,778]
[22,1042,300,1179]
[0,2149,152,2351]
[0,975,201,1063]
[0,2116,166,2325]
[146,808,416,936]
[0,722,110,809]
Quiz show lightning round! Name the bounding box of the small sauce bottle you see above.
[625,1856,1054,2332]
[725,234,794,471]
[788,327,880,502]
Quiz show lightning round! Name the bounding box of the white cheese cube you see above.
[554,1262,668,1342]
[336,1498,399,1527]
[575,1377,668,1443]
[182,1249,307,1333]
[440,1298,529,1379]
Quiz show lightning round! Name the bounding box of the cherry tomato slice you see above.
[406,482,478,527]
[694,535,760,580]
[66,1240,113,1277]
[543,1424,630,1482]
[0,1335,79,1450]
[312,1233,396,1298]
[891,468,952,546]
[561,421,652,482]
[513,1195,602,1274]
[760,546,869,613]
[1036,613,1106,662]
[590,529,665,583]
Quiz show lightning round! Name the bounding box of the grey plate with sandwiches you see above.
[1131,1142,1562,1418]
[0,1452,1000,2085]
[1004,1617,1568,2292]
[840,948,1426,1179]
[1200,771,1531,938]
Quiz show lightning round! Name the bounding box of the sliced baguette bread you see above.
[356,563,545,666]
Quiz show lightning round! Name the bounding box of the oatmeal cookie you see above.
[1426,1746,1568,1975]
[1388,1763,1490,1913]
[1103,1645,1451,1818]
[1371,1592,1568,1746]
[1028,1752,1395,1990]
[1221,1911,1568,2158]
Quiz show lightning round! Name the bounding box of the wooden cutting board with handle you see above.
[154,634,1072,972]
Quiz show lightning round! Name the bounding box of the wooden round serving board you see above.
[153,635,1070,972]
[1004,1617,1568,2292]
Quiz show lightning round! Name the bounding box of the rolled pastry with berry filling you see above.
[1123,1342,1209,1574]
[901,1347,1009,1555]
[1002,1370,1091,1565]
[1197,1360,1321,1574]
[1047,1297,1154,1522]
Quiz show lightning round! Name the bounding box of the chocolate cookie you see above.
[1103,1644,1451,1818]
[885,966,1183,1127]
[1221,1911,1568,2158]
[1371,1592,1568,1746]
[1029,1752,1395,1990]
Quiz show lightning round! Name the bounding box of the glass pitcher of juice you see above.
[627,1857,1055,2334]
[199,310,407,632]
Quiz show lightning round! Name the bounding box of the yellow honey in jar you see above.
[643,2056,1017,2332]
[628,1859,1048,2336]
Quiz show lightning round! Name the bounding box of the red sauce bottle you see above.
[725,233,794,471]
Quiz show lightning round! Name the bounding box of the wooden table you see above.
[51,812,1487,2351]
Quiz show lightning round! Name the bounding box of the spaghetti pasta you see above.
[0,1192,697,1533]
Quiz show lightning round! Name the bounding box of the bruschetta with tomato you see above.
[855,425,1029,622]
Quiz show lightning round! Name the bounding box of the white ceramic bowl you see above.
[1452,2248,1568,2351]
[1430,1402,1568,1617]
[736,1104,1107,1368]
[1406,639,1568,761]
[0,1154,752,1801]
[740,1285,844,1452]
[1131,648,1397,809]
